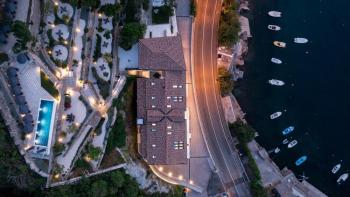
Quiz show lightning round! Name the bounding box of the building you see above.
[136,35,188,165]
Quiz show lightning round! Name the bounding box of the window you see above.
[167,131,172,135]
[179,85,183,88]
[152,123,156,126]
[172,85,178,88]
[167,105,171,108]
[151,82,155,86]
[151,105,156,108]
[151,96,155,100]
[167,96,171,99]
[151,128,156,132]
[152,155,156,159]
[152,144,156,147]
[167,125,172,129]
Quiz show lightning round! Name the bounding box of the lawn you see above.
[40,70,59,98]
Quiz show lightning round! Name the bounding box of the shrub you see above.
[229,119,255,143]
[0,53,9,64]
[218,0,240,47]
[93,34,102,61]
[40,71,59,98]
[217,67,234,96]
[106,113,126,153]
[99,4,121,17]
[87,145,102,161]
[190,0,196,16]
[91,67,110,99]
[152,4,173,24]
[53,142,65,154]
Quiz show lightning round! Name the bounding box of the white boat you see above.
[268,11,282,18]
[270,111,282,119]
[274,147,281,154]
[271,58,282,64]
[268,25,281,31]
[269,79,285,86]
[282,139,289,145]
[337,173,349,184]
[332,164,342,174]
[287,140,298,148]
[273,41,287,48]
[294,38,308,44]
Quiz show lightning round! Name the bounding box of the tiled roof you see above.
[137,36,187,165]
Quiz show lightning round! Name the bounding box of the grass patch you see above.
[40,70,59,98]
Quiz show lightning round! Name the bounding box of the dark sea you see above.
[235,0,350,196]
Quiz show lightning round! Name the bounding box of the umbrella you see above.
[10,85,22,95]
[24,123,34,133]
[6,67,17,77]
[15,95,26,105]
[23,114,33,124]
[9,76,19,86]
[19,104,29,114]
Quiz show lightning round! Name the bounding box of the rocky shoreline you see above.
[220,0,328,196]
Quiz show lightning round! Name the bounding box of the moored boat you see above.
[337,173,349,184]
[269,79,285,86]
[287,140,298,148]
[270,111,282,119]
[282,126,295,135]
[274,147,280,154]
[295,155,307,166]
[271,58,282,64]
[294,37,308,44]
[282,139,289,145]
[273,41,287,48]
[268,11,282,18]
[332,163,342,174]
[268,25,281,31]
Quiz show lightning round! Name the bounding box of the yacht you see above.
[294,38,308,44]
[268,25,281,31]
[274,147,281,154]
[332,163,342,174]
[282,139,289,145]
[273,41,287,48]
[295,155,307,166]
[287,140,298,148]
[282,126,295,135]
[269,79,285,86]
[337,173,349,184]
[271,58,282,64]
[268,11,282,18]
[270,111,282,119]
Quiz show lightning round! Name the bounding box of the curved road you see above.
[192,0,251,196]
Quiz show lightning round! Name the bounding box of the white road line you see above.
[201,0,240,195]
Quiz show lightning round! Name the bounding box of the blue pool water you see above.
[35,100,54,147]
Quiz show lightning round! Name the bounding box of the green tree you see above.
[99,4,121,17]
[53,142,65,154]
[87,145,102,160]
[110,170,125,188]
[91,180,108,197]
[11,20,33,52]
[218,1,240,47]
[217,67,234,96]
[120,22,146,50]
[229,119,256,143]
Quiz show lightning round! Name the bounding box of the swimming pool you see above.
[34,99,56,151]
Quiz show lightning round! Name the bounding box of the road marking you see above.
[200,0,240,196]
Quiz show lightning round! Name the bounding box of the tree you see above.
[81,0,101,10]
[11,20,33,52]
[218,1,240,47]
[53,142,65,154]
[91,180,108,197]
[99,4,121,17]
[229,119,256,143]
[110,171,125,188]
[87,145,102,161]
[120,22,146,50]
[217,67,234,96]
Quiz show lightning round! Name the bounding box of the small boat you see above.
[337,173,349,184]
[268,11,282,18]
[273,41,287,48]
[295,156,307,166]
[268,25,281,31]
[274,147,281,154]
[268,79,285,86]
[282,139,289,145]
[287,140,298,148]
[270,111,282,119]
[282,126,295,135]
[332,163,342,174]
[271,58,282,64]
[294,38,308,44]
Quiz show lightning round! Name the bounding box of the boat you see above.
[271,58,282,64]
[270,111,282,119]
[282,139,289,145]
[268,11,282,18]
[274,147,281,154]
[295,156,307,166]
[337,173,349,184]
[282,126,295,135]
[268,25,281,31]
[287,140,298,148]
[332,163,342,174]
[294,38,308,44]
[268,79,285,86]
[273,41,287,48]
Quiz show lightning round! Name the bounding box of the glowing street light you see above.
[76,27,81,33]
[168,172,172,177]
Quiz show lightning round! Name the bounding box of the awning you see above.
[19,104,30,114]
[15,95,26,105]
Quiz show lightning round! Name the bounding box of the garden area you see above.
[218,0,240,47]
[40,70,59,98]
[218,66,234,96]
[11,20,33,53]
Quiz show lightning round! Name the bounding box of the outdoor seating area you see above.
[6,67,34,133]
[52,24,70,41]
[52,45,68,61]
[57,3,74,20]
[94,57,110,81]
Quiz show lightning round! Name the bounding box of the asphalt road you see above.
[192,0,251,196]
